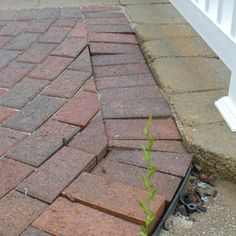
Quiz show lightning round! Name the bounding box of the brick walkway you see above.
[0,7,192,236]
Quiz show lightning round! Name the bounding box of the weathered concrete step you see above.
[63,172,166,231]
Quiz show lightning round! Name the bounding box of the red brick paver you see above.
[90,42,140,55]
[96,74,155,90]
[33,198,140,236]
[88,32,138,44]
[108,139,187,153]
[105,119,180,140]
[29,56,73,80]
[43,70,91,99]
[107,149,192,177]
[54,90,100,127]
[0,158,33,198]
[0,106,16,123]
[6,120,79,166]
[92,159,182,202]
[68,46,92,72]
[0,6,192,235]
[69,115,107,161]
[39,26,71,43]
[64,172,165,228]
[0,191,47,236]
[69,21,87,37]
[20,226,51,236]
[0,36,12,48]
[18,42,56,64]
[83,76,97,92]
[51,37,87,58]
[0,127,27,157]
[0,62,34,88]
[17,147,96,203]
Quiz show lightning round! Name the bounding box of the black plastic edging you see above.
[152,165,193,236]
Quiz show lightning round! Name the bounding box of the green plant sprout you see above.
[139,116,158,236]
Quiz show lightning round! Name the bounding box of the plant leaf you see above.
[148,188,158,203]
[139,201,148,215]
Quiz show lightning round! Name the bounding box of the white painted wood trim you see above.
[170,0,236,132]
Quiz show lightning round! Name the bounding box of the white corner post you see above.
[170,0,236,132]
[215,70,236,131]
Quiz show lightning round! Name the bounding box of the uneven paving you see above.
[0,6,192,236]
[122,0,235,182]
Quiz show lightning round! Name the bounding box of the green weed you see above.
[139,117,158,236]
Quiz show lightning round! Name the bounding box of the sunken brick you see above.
[90,42,140,55]
[105,119,180,140]
[82,6,120,13]
[92,159,181,202]
[108,139,186,153]
[86,24,134,33]
[69,115,107,161]
[86,17,129,25]
[82,77,97,93]
[96,74,155,90]
[84,11,125,18]
[94,63,149,77]
[92,53,144,66]
[107,149,192,177]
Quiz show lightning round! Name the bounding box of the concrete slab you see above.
[150,57,230,94]
[39,0,119,8]
[0,0,39,10]
[135,23,198,42]
[183,123,236,181]
[0,0,119,10]
[120,0,169,4]
[169,90,226,126]
[143,38,216,60]
[125,3,187,24]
